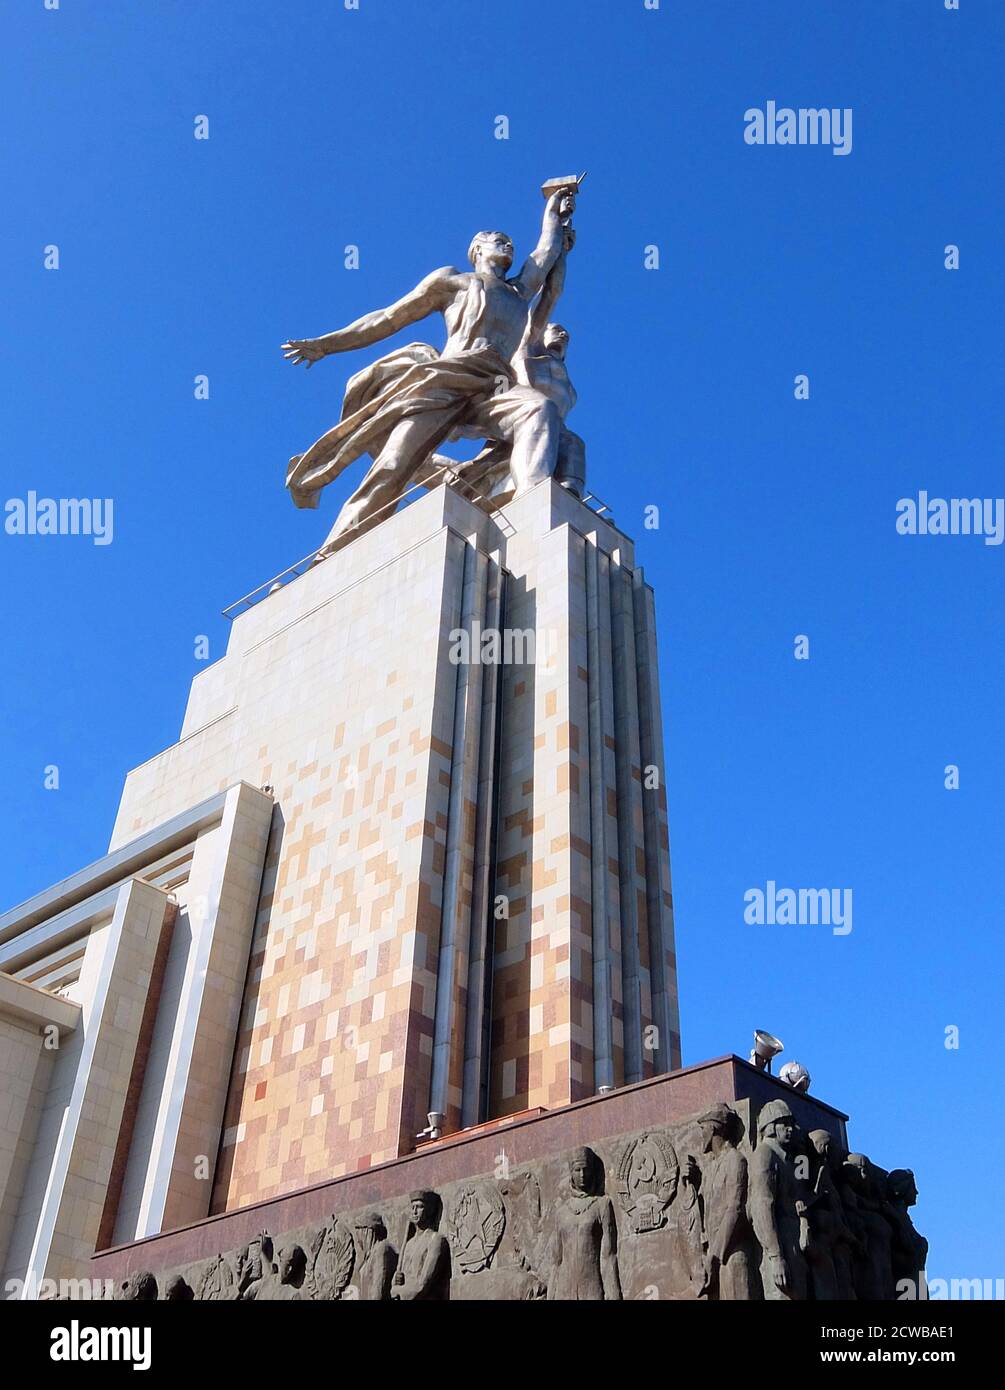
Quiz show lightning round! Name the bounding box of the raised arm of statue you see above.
[282,266,458,367]
[525,229,574,348]
[512,190,569,300]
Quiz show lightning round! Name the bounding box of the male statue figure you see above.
[391,1191,451,1301]
[282,182,579,558]
[841,1153,895,1300]
[885,1168,928,1299]
[804,1129,858,1300]
[696,1103,758,1300]
[421,226,585,506]
[749,1098,809,1300]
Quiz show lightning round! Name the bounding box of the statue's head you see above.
[408,1190,438,1229]
[543,322,570,359]
[845,1153,872,1192]
[808,1128,833,1160]
[278,1245,306,1286]
[354,1210,387,1246]
[698,1102,737,1152]
[887,1168,918,1208]
[468,230,514,273]
[569,1146,600,1195]
[757,1098,796,1151]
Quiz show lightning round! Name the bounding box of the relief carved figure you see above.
[261,1245,309,1301]
[696,1104,758,1301]
[235,1232,272,1301]
[749,1099,808,1301]
[545,1147,622,1301]
[352,1211,397,1301]
[841,1154,895,1301]
[668,1153,706,1297]
[805,1130,859,1300]
[615,1131,680,1234]
[885,1169,928,1297]
[391,1191,451,1301]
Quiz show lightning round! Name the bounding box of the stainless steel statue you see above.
[282,177,584,557]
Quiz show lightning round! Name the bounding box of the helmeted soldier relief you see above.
[749,1099,808,1301]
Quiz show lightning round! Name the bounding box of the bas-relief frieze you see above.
[112,1100,925,1302]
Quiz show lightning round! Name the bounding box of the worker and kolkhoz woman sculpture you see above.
[282,176,587,558]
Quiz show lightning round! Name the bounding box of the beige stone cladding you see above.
[2,880,173,1294]
[110,782,274,1242]
[110,491,489,1209]
[0,977,79,1281]
[486,487,680,1119]
[0,784,273,1284]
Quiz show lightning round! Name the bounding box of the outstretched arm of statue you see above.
[512,190,570,300]
[282,267,458,366]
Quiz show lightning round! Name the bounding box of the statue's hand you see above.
[544,188,574,222]
[282,338,327,368]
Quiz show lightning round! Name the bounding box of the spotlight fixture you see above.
[749,1029,784,1073]
[779,1060,811,1093]
[416,1111,445,1142]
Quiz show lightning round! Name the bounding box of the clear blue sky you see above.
[2,1,1001,1288]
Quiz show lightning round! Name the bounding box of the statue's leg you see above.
[472,388,561,498]
[555,428,586,498]
[317,408,456,556]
